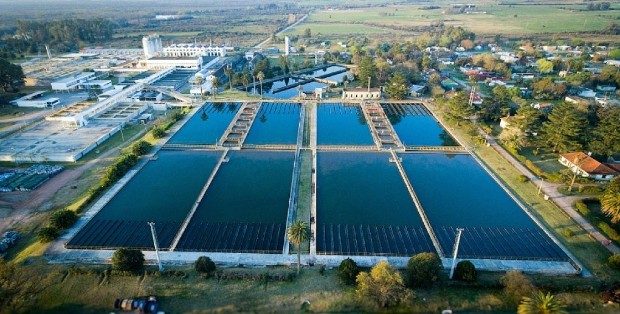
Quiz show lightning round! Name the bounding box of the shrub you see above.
[112,248,144,273]
[597,222,620,242]
[195,256,216,275]
[337,258,360,285]
[574,200,590,216]
[405,252,442,288]
[608,254,620,270]
[37,226,59,243]
[561,228,574,238]
[453,260,477,282]
[518,175,529,183]
[500,270,535,305]
[356,261,412,308]
[130,140,152,156]
[151,126,166,138]
[50,210,78,229]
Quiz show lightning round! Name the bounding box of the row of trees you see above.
[0,58,24,94]
[11,18,116,52]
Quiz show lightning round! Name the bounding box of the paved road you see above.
[254,14,308,48]
[479,129,620,254]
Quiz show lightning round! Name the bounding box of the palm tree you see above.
[518,292,566,314]
[195,76,205,97]
[287,220,310,275]
[241,73,250,93]
[256,71,265,98]
[211,76,220,100]
[224,65,234,90]
[602,178,620,223]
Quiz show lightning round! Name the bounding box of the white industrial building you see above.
[51,72,96,91]
[141,56,204,70]
[11,91,60,108]
[142,34,163,58]
[163,43,227,57]
[284,36,290,56]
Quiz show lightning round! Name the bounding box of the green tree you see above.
[515,104,542,141]
[256,71,265,97]
[211,76,219,98]
[357,56,377,87]
[303,27,312,38]
[337,258,360,285]
[385,72,408,100]
[0,58,24,92]
[50,210,78,229]
[602,178,620,223]
[609,48,620,60]
[405,252,442,288]
[589,107,620,158]
[536,59,554,74]
[37,226,59,243]
[453,260,477,282]
[224,66,234,90]
[518,291,566,314]
[356,260,412,308]
[540,102,586,152]
[501,271,536,305]
[111,248,144,273]
[444,91,474,125]
[287,220,309,275]
[195,256,216,275]
[531,78,566,100]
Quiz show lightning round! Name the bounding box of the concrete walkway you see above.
[479,130,620,254]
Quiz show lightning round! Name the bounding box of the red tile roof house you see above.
[558,152,619,181]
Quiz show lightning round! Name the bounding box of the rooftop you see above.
[560,152,619,175]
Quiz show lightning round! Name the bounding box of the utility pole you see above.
[568,154,588,192]
[148,222,163,271]
[537,177,544,195]
[449,228,464,280]
[367,76,371,93]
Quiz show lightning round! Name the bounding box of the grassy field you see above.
[4,258,619,313]
[287,3,620,40]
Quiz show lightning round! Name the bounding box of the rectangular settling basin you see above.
[317,103,374,146]
[399,153,567,261]
[176,150,295,253]
[168,102,240,145]
[316,152,434,256]
[381,103,457,146]
[244,102,300,145]
[67,150,223,249]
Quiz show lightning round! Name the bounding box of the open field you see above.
[287,3,620,40]
[2,259,619,313]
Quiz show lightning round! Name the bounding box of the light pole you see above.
[148,222,163,271]
[449,228,464,280]
[537,177,544,195]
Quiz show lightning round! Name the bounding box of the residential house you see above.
[559,152,618,181]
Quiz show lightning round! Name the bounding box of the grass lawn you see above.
[4,259,619,313]
[295,150,312,253]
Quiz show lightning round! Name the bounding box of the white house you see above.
[342,88,381,100]
[559,152,618,181]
